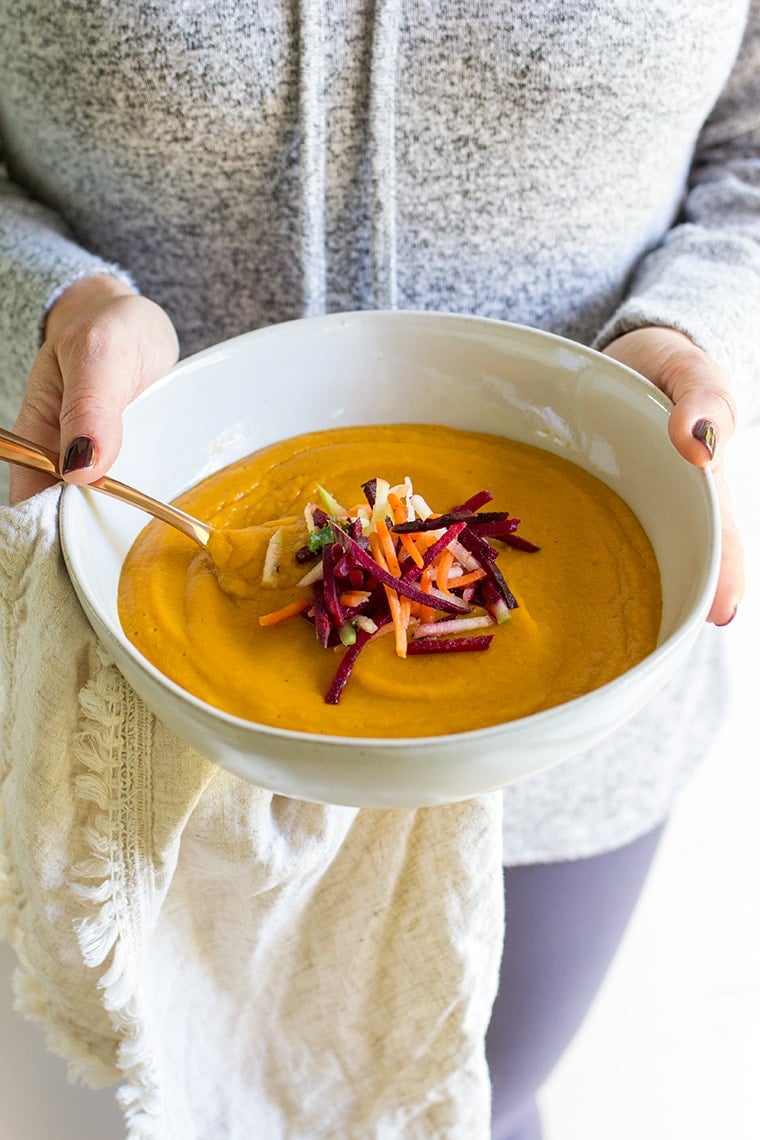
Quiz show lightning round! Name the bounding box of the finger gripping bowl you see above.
[60,311,720,808]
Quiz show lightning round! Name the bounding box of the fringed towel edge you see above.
[70,645,166,1135]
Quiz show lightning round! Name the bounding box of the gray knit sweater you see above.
[2,1,759,862]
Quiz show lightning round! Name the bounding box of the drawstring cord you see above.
[368,0,400,309]
[299,0,400,313]
[299,0,327,315]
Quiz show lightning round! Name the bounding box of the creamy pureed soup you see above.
[118,425,662,737]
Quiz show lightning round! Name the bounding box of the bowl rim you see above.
[120,307,677,415]
[60,309,722,751]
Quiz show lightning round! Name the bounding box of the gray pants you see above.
[487,824,665,1140]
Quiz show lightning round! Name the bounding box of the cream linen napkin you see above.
[0,488,505,1140]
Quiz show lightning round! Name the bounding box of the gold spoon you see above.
[1,427,305,601]
[0,426,215,548]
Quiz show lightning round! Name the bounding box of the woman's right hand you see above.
[9,274,180,504]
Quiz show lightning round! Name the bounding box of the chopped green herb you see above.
[307,523,336,554]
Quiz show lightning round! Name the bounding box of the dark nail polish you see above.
[692,418,717,459]
[62,436,96,474]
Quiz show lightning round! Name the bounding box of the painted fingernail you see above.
[692,418,717,459]
[62,435,96,474]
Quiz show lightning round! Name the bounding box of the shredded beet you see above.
[451,489,494,513]
[406,635,495,654]
[324,630,371,704]
[336,530,469,614]
[497,533,541,553]
[361,478,378,508]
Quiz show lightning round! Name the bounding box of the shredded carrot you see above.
[399,534,424,569]
[258,596,312,627]
[392,515,443,558]
[386,491,407,522]
[414,530,442,555]
[397,596,412,656]
[379,504,427,572]
[445,567,486,590]
[435,548,455,596]
[370,530,408,657]
[416,564,438,624]
[368,530,384,566]
[339,590,371,607]
[386,588,407,657]
[374,517,402,577]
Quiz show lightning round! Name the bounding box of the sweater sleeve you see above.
[594,2,760,425]
[0,150,135,431]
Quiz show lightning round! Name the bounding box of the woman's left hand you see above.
[603,326,743,627]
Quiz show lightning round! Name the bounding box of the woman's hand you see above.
[603,326,743,626]
[9,274,179,504]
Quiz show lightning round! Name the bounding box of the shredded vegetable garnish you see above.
[258,477,540,703]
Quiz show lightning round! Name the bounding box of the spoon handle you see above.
[92,475,212,547]
[0,427,58,475]
[0,427,211,548]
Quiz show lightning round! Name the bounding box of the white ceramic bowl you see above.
[60,311,720,808]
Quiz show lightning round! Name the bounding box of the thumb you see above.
[55,294,179,486]
[9,355,133,501]
[57,373,128,485]
[602,327,737,466]
[658,348,737,470]
[8,288,178,504]
[603,327,743,626]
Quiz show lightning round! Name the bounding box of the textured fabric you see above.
[2,1,757,864]
[1,1,758,860]
[0,487,505,1139]
[1,2,759,411]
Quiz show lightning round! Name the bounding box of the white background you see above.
[541,422,760,1140]
[1,426,758,1140]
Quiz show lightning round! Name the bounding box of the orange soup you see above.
[118,425,661,736]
